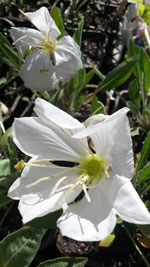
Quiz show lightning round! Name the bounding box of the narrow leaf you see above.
[0,33,22,69]
[77,68,86,89]
[39,257,88,267]
[137,163,150,183]
[136,131,150,172]
[1,127,12,147]
[51,7,64,39]
[128,40,141,80]
[73,19,84,46]
[96,56,138,93]
[91,95,104,115]
[128,79,141,108]
[139,48,150,93]
[0,226,46,267]
[83,69,95,88]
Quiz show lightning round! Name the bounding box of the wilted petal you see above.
[10,27,44,57]
[23,7,60,41]
[55,36,83,82]
[20,51,59,90]
[13,117,88,161]
[34,98,84,129]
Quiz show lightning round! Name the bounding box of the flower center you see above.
[78,155,106,186]
[41,37,56,53]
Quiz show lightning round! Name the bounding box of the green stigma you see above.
[78,155,106,185]
[41,37,56,53]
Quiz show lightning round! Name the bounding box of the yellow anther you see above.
[14,160,25,171]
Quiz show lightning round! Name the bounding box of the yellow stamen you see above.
[14,160,25,171]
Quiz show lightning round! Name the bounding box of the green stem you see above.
[124,225,150,267]
[139,181,150,196]
[88,59,105,81]
[0,202,14,228]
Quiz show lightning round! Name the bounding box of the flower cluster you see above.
[11,7,83,91]
[8,98,150,241]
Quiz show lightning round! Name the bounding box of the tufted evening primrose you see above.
[8,98,150,241]
[10,7,83,91]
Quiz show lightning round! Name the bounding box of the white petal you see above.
[20,51,59,91]
[58,179,117,241]
[58,209,116,242]
[73,108,134,179]
[10,27,44,57]
[73,108,129,139]
[58,172,150,241]
[114,180,150,224]
[84,114,109,127]
[109,111,134,178]
[8,157,81,223]
[34,98,84,129]
[23,7,60,41]
[8,156,70,199]
[55,36,83,82]
[13,117,88,161]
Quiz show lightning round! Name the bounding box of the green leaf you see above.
[77,68,86,89]
[127,101,139,114]
[0,226,46,267]
[1,127,12,147]
[128,41,141,80]
[73,18,84,46]
[96,56,138,93]
[139,48,150,93]
[91,95,104,115]
[128,79,141,108]
[138,224,150,237]
[50,89,64,105]
[83,69,95,89]
[0,33,22,69]
[128,40,140,58]
[0,159,11,177]
[51,7,64,40]
[28,209,62,229]
[39,257,88,267]
[0,194,11,207]
[137,163,150,183]
[136,131,150,172]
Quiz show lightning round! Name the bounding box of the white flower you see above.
[10,7,83,91]
[8,98,150,241]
